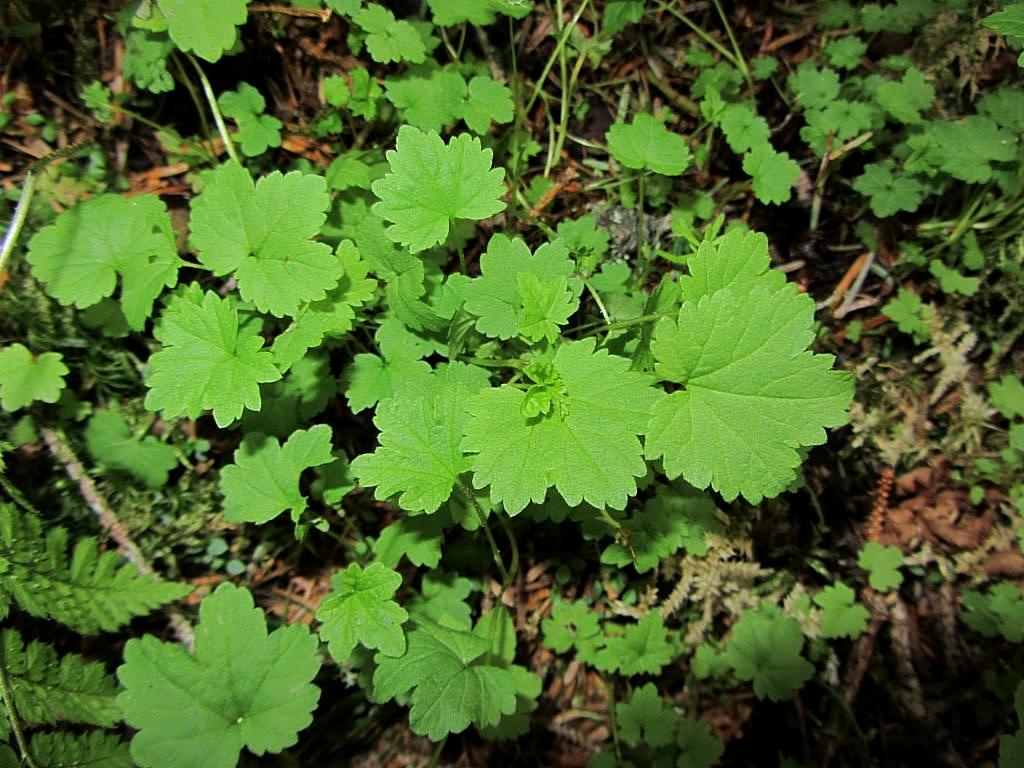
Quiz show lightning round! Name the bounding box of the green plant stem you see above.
[171,53,216,160]
[185,53,240,164]
[711,0,753,92]
[0,169,35,279]
[494,509,520,587]
[604,676,622,763]
[636,171,647,258]
[658,1,741,71]
[573,309,675,336]
[523,0,591,118]
[459,481,511,587]
[0,643,40,768]
[427,736,447,768]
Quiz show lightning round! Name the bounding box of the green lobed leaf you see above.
[0,345,68,412]
[354,4,427,64]
[725,603,813,701]
[371,126,506,253]
[161,0,249,62]
[857,541,904,592]
[606,113,692,176]
[117,583,321,768]
[144,289,281,428]
[616,682,678,747]
[814,582,870,639]
[26,193,179,330]
[220,425,335,524]
[352,364,490,514]
[317,562,408,662]
[646,230,853,503]
[190,161,338,317]
[464,338,664,515]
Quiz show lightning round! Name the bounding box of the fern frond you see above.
[28,729,132,768]
[0,629,120,728]
[0,503,191,634]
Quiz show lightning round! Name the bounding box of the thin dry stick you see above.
[41,427,195,648]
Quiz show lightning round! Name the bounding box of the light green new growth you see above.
[0,344,68,412]
[144,289,281,428]
[317,562,408,662]
[117,583,321,768]
[26,193,179,330]
[594,612,674,676]
[372,126,507,252]
[464,338,664,515]
[354,4,427,64]
[219,424,334,524]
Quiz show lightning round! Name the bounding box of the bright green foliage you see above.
[352,364,489,514]
[317,562,408,662]
[990,375,1024,419]
[124,30,175,93]
[1,628,120,728]
[0,503,191,634]
[824,36,866,69]
[373,515,445,568]
[270,241,376,370]
[853,163,924,217]
[980,87,1024,133]
[646,230,853,503]
[371,126,507,252]
[741,144,800,205]
[407,571,476,628]
[814,582,869,639]
[82,81,114,123]
[344,352,432,414]
[0,345,68,412]
[718,103,770,154]
[596,612,674,676]
[857,541,904,592]
[462,234,579,340]
[117,583,321,768]
[385,68,467,132]
[930,260,979,296]
[908,117,1017,183]
[85,408,178,488]
[189,162,338,317]
[218,82,282,157]
[883,288,931,342]
[372,619,519,740]
[876,67,934,124]
[605,0,645,34]
[801,100,873,154]
[788,63,840,109]
[600,488,721,573]
[161,0,249,62]
[463,338,664,514]
[428,0,531,26]
[542,599,602,655]
[219,424,334,524]
[144,289,281,427]
[961,583,1024,642]
[725,604,813,701]
[517,273,578,343]
[556,214,609,271]
[354,4,426,64]
[1001,683,1024,768]
[676,717,725,768]
[462,75,514,134]
[26,193,178,329]
[616,682,677,747]
[606,113,692,176]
